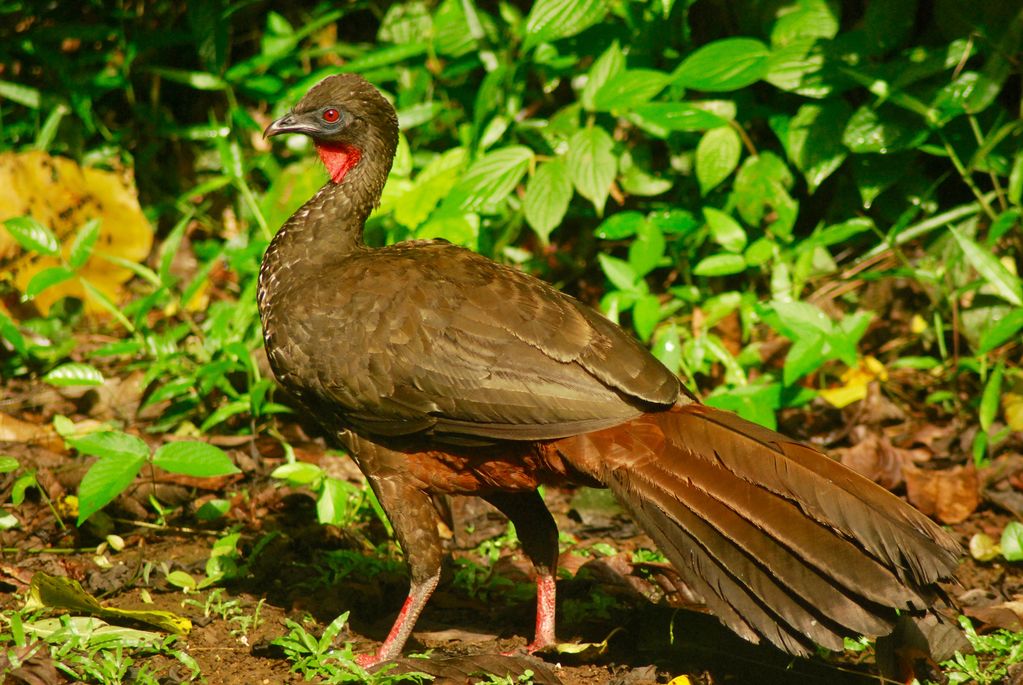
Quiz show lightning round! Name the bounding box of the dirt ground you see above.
[2,380,1022,684]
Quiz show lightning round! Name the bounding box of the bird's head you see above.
[264,73,398,185]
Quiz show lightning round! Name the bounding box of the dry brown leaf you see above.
[0,151,152,316]
[0,412,63,451]
[833,431,905,490]
[903,462,980,524]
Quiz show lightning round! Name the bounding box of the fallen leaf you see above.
[27,572,191,635]
[0,151,152,316]
[903,463,980,524]
[0,412,63,451]
[820,356,888,408]
[833,432,905,490]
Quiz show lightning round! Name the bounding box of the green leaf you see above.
[783,336,826,385]
[597,253,641,292]
[979,308,1023,353]
[152,441,240,477]
[786,100,851,193]
[522,0,607,50]
[674,38,770,91]
[593,70,669,112]
[770,0,839,45]
[950,227,1023,306]
[25,266,76,299]
[979,362,1004,433]
[632,294,663,342]
[581,40,624,111]
[767,300,835,339]
[628,220,665,276]
[629,103,729,137]
[703,208,747,253]
[0,310,27,356]
[443,146,532,213]
[3,216,59,256]
[317,478,359,526]
[43,362,104,387]
[68,431,149,462]
[68,218,101,269]
[696,126,742,195]
[149,67,227,91]
[652,324,682,373]
[270,462,323,486]
[77,451,147,524]
[1001,521,1023,562]
[0,78,41,108]
[0,456,19,473]
[567,127,616,215]
[693,253,747,276]
[842,104,929,154]
[595,211,645,239]
[523,158,572,244]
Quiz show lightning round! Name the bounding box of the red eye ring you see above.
[322,108,340,123]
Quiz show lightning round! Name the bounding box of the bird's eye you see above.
[322,108,341,123]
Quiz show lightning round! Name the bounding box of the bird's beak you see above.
[263,112,300,139]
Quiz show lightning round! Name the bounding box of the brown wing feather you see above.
[276,241,681,442]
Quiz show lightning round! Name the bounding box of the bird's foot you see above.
[354,651,383,668]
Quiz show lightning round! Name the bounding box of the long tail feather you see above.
[555,402,960,653]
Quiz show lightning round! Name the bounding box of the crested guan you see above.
[259,74,960,667]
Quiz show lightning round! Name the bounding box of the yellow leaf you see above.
[28,572,191,635]
[819,356,888,409]
[1004,380,1023,432]
[667,677,693,685]
[0,151,152,317]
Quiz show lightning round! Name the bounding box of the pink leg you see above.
[355,571,441,668]
[523,569,557,652]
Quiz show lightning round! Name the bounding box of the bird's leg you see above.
[355,475,443,668]
[484,490,560,652]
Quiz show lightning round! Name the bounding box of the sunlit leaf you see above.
[951,226,1023,306]
[523,0,607,50]
[696,126,741,195]
[567,127,615,215]
[152,441,240,477]
[524,158,572,243]
[43,362,104,387]
[674,38,769,91]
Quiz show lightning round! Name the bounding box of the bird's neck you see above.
[268,131,396,262]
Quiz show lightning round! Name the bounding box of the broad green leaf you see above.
[568,127,616,214]
[629,103,729,138]
[25,266,76,299]
[67,431,149,462]
[77,451,147,524]
[674,38,769,91]
[764,38,829,96]
[770,0,839,45]
[271,462,323,485]
[581,40,625,111]
[43,362,104,387]
[317,478,359,526]
[592,69,669,112]
[705,383,783,429]
[597,253,641,292]
[628,220,665,276]
[3,216,59,256]
[69,218,101,269]
[733,152,797,233]
[652,324,682,373]
[786,100,851,193]
[1002,521,1023,562]
[523,0,607,50]
[842,104,929,154]
[696,126,741,195]
[852,153,912,208]
[523,158,572,243]
[951,227,1023,306]
[0,456,18,474]
[595,211,645,239]
[395,147,468,228]
[767,300,835,339]
[166,570,198,591]
[703,208,747,253]
[443,146,532,213]
[417,215,478,249]
[693,253,747,276]
[815,217,875,247]
[152,441,240,477]
[783,336,826,385]
[633,294,663,342]
[979,308,1023,353]
[621,159,673,197]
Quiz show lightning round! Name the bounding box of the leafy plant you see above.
[56,417,239,524]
